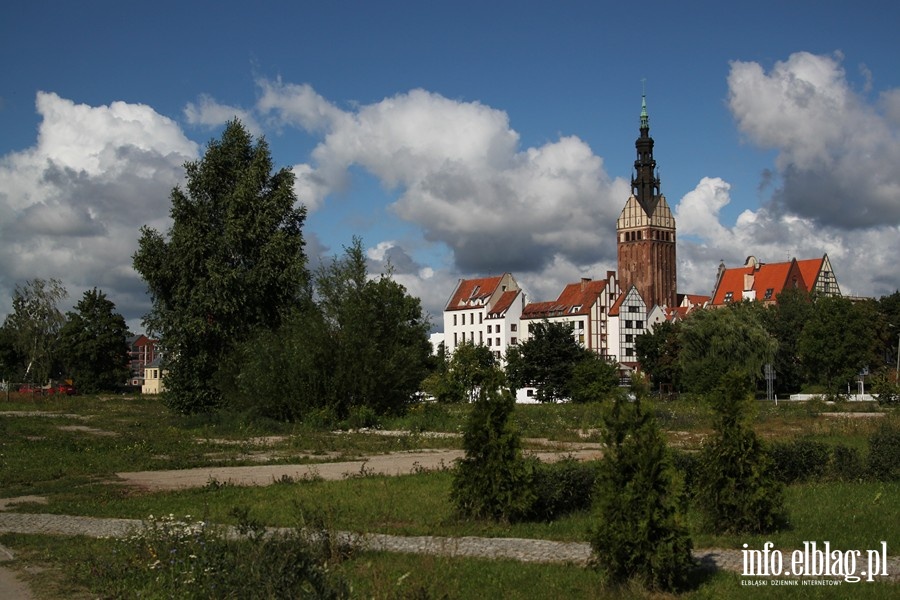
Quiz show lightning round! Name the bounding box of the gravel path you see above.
[2,512,897,581]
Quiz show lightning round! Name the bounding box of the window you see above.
[628,306,638,313]
[454,333,458,345]
[486,324,492,334]
[479,331,483,344]
[496,337,500,346]
[578,320,585,329]
[479,313,483,324]
[724,291,734,303]
[511,324,517,332]
[625,348,634,356]
[453,314,457,326]
[636,321,643,329]
[625,334,633,343]
[511,337,517,345]
[487,338,492,347]
[626,320,633,329]
[764,288,774,300]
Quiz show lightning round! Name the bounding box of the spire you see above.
[632,85,661,216]
[640,79,649,131]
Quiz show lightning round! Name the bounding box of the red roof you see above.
[608,292,626,317]
[445,276,503,311]
[795,258,825,288]
[521,279,607,319]
[487,290,520,319]
[712,259,808,305]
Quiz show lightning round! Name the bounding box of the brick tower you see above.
[616,94,677,309]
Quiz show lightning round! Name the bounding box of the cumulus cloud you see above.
[256,82,629,276]
[0,92,198,329]
[727,51,900,229]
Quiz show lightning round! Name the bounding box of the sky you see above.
[2,1,900,334]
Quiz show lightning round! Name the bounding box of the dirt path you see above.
[115,447,602,491]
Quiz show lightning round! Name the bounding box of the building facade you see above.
[519,272,621,358]
[442,273,525,361]
[616,95,677,310]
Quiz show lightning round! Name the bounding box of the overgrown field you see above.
[1,393,897,598]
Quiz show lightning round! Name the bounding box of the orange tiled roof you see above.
[487,290,520,319]
[795,258,825,288]
[445,276,503,311]
[712,260,808,305]
[521,279,608,319]
[608,292,626,317]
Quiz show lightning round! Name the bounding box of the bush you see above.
[670,450,699,493]
[527,457,599,521]
[590,393,694,592]
[770,439,830,484]
[872,375,900,406]
[89,513,348,599]
[830,445,864,482]
[694,371,786,534]
[451,376,534,521]
[867,422,900,481]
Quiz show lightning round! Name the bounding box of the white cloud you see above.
[257,82,628,275]
[728,51,900,229]
[0,92,198,329]
[184,94,262,135]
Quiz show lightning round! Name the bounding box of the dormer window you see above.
[570,305,582,313]
[764,288,774,300]
[724,291,734,303]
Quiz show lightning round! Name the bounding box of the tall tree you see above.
[507,320,590,402]
[798,296,881,391]
[133,120,308,413]
[314,238,431,417]
[763,288,813,394]
[58,288,129,393]
[635,320,681,392]
[678,303,777,394]
[3,278,67,384]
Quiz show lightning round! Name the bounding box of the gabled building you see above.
[607,285,647,364]
[443,273,524,360]
[520,272,621,358]
[710,254,841,307]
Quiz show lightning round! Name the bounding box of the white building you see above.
[519,272,621,359]
[607,285,647,365]
[443,273,525,361]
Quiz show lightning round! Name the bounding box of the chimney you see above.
[581,277,591,291]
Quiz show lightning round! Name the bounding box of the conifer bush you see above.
[590,383,694,592]
[694,371,786,534]
[450,372,535,521]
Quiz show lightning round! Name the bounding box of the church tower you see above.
[616,93,677,309]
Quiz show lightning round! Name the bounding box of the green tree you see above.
[763,288,813,394]
[451,371,534,521]
[508,320,590,402]
[3,278,67,384]
[569,353,620,403]
[694,371,785,534]
[314,238,431,417]
[133,120,309,413]
[58,288,129,393]
[798,296,881,391]
[635,320,681,392]
[678,304,777,394]
[590,377,694,591]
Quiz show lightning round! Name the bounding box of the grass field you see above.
[1,393,897,598]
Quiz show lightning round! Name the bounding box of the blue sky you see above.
[2,1,900,332]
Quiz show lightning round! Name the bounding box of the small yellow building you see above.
[142,357,165,394]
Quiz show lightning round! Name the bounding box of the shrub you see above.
[527,457,599,521]
[694,371,786,534]
[867,422,900,481]
[830,444,863,482]
[89,513,348,599]
[590,392,694,592]
[670,450,699,493]
[872,375,900,406]
[770,439,830,484]
[450,375,534,521]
